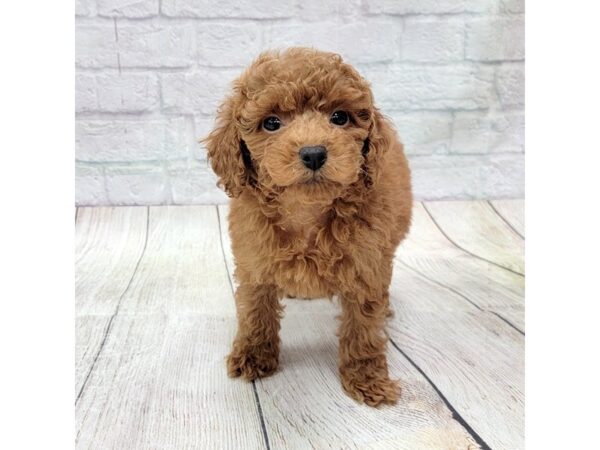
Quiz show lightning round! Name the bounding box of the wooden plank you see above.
[75,313,266,450]
[397,258,524,332]
[489,199,525,238]
[398,203,524,331]
[75,315,111,398]
[75,205,266,449]
[75,207,149,399]
[423,201,524,275]
[261,300,481,450]
[75,207,148,315]
[388,263,524,450]
[117,206,235,315]
[217,205,481,450]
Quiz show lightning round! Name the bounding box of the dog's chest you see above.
[271,202,339,297]
[276,202,325,243]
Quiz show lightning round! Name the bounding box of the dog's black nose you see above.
[299,146,327,171]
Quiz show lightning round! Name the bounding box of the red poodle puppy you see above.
[205,48,412,406]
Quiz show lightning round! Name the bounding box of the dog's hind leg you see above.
[227,283,283,380]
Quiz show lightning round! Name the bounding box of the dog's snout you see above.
[299,146,327,171]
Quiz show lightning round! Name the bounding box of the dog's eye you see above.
[330,111,349,126]
[262,116,281,132]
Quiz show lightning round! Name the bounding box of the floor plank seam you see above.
[396,259,484,312]
[252,380,272,450]
[486,201,525,240]
[75,206,150,405]
[396,259,525,336]
[216,205,272,450]
[388,338,492,450]
[491,312,525,336]
[421,202,525,277]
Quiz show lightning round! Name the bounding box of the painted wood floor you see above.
[75,200,524,450]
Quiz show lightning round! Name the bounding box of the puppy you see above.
[205,48,412,406]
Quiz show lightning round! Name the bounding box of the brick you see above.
[466,16,525,61]
[500,0,525,13]
[161,69,239,115]
[401,18,465,62]
[76,0,96,16]
[194,115,218,160]
[105,164,169,204]
[483,153,524,198]
[364,0,492,15]
[363,64,495,110]
[197,23,261,67]
[98,0,158,17]
[451,112,524,154]
[409,153,524,200]
[296,0,362,21]
[168,160,229,204]
[162,0,292,18]
[75,165,107,205]
[195,116,217,144]
[263,19,403,64]
[76,73,159,113]
[410,155,483,200]
[76,118,189,162]
[496,64,525,108]
[387,112,453,155]
[75,74,97,112]
[76,24,194,68]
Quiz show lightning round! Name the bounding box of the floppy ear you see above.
[362,109,394,187]
[203,96,251,198]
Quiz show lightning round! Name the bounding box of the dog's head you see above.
[204,48,391,200]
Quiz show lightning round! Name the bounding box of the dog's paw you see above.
[226,347,279,380]
[341,369,401,407]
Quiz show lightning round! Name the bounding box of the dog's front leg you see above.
[338,290,400,406]
[227,283,282,380]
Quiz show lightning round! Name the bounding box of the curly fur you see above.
[204,48,412,407]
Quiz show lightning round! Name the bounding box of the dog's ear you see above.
[362,109,395,187]
[203,95,250,198]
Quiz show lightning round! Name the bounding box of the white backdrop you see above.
[75,0,524,205]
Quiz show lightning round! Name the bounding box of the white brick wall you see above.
[75,0,525,205]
